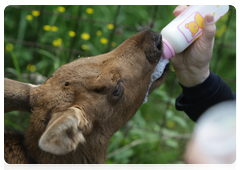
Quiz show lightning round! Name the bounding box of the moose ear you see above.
[4,78,39,113]
[39,107,90,155]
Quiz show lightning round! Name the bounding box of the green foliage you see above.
[4,5,236,164]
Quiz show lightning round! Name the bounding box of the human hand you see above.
[171,5,216,87]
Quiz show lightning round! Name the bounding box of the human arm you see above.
[171,6,235,121]
[175,71,235,122]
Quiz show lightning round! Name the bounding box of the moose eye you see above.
[65,82,70,86]
[112,82,121,96]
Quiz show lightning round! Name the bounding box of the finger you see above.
[201,13,216,47]
[173,5,188,17]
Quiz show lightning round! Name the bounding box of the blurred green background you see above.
[4,5,236,164]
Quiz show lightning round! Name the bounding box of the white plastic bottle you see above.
[161,5,229,59]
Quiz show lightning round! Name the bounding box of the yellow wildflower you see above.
[100,38,108,44]
[26,15,33,21]
[167,120,175,129]
[27,64,36,72]
[86,8,94,14]
[43,25,59,32]
[96,30,102,37]
[5,43,14,52]
[27,64,31,70]
[68,31,76,37]
[52,38,62,47]
[111,42,116,47]
[215,25,227,38]
[51,26,59,32]
[32,10,40,17]
[81,32,90,40]
[43,25,51,31]
[57,6,65,13]
[107,24,114,30]
[170,65,175,72]
[81,44,88,50]
[221,25,227,32]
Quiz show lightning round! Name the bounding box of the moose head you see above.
[4,30,169,163]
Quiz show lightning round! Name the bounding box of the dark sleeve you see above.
[175,71,235,122]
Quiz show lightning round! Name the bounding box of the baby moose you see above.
[4,30,169,164]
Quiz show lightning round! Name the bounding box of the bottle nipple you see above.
[162,38,175,59]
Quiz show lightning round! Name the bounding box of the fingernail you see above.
[207,15,214,24]
[174,6,182,11]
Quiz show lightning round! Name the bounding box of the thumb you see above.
[201,13,216,46]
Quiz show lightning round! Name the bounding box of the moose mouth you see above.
[159,62,169,78]
[152,32,170,80]
[143,57,169,104]
[141,31,170,104]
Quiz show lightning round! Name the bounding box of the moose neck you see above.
[77,131,111,163]
[24,125,110,164]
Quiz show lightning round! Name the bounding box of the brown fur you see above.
[4,30,169,164]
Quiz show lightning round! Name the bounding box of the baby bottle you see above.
[161,5,229,59]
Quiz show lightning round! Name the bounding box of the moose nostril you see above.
[152,31,162,51]
[157,34,162,51]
